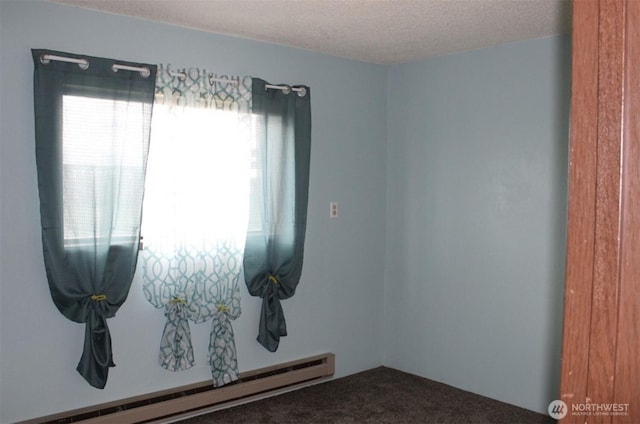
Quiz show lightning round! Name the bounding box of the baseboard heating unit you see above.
[21,352,335,424]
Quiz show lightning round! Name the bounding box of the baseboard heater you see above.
[21,353,335,424]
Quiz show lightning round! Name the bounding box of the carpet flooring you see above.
[176,367,555,424]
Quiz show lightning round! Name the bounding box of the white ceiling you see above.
[48,0,571,64]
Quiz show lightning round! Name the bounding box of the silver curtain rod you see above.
[39,54,305,96]
[265,83,307,97]
[39,54,151,77]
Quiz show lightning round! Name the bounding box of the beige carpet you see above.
[176,367,554,423]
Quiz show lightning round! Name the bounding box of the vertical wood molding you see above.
[560,0,599,419]
[613,0,640,422]
[560,1,639,422]
[587,1,624,421]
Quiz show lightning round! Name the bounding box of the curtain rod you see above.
[265,83,307,97]
[39,54,151,77]
[40,54,305,96]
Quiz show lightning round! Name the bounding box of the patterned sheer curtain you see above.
[140,65,252,386]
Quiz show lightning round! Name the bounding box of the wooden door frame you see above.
[559,1,640,422]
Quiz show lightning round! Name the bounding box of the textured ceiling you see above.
[48,0,571,64]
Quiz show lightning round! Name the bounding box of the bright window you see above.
[141,103,255,252]
[62,94,150,246]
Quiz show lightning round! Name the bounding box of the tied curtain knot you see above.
[159,300,195,371]
[77,298,115,389]
[209,303,239,385]
[217,303,230,314]
[170,296,185,305]
[256,274,288,352]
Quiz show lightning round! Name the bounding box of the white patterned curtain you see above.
[141,65,252,386]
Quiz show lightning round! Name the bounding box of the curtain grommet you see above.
[296,87,307,97]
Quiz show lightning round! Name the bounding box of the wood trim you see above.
[559,0,599,417]
[613,0,640,422]
[560,1,639,422]
[587,1,625,419]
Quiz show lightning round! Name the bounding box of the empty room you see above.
[1,0,638,423]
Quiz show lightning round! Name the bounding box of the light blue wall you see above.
[0,0,570,421]
[384,36,570,413]
[0,1,387,422]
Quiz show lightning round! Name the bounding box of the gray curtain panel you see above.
[31,49,156,388]
[243,78,311,352]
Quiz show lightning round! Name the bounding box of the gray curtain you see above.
[32,49,156,388]
[243,78,311,352]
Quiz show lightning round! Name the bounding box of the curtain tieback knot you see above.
[217,303,229,313]
[268,275,279,285]
[90,294,107,301]
[170,297,185,305]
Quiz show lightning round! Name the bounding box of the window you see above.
[62,94,150,247]
[141,103,253,251]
